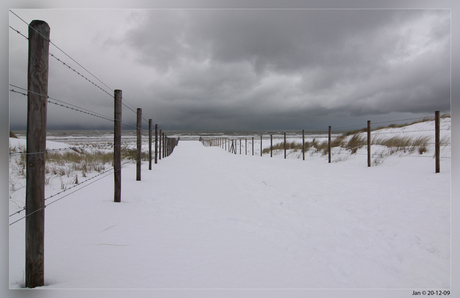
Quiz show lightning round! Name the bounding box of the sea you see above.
[12,129,343,144]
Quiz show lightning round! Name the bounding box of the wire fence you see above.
[7,12,451,288]
[201,113,451,164]
[8,13,179,234]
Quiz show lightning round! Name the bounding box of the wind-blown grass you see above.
[262,139,329,155]
[263,115,449,160]
[10,144,149,181]
[371,135,430,154]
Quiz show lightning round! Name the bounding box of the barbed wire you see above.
[9,16,146,117]
[10,11,169,132]
[10,22,116,114]
[9,161,134,225]
[333,116,437,131]
[371,117,434,126]
[9,166,114,219]
[9,85,115,123]
[9,10,114,93]
[9,25,28,40]
[8,145,88,157]
[369,129,437,135]
[49,53,113,97]
[8,140,142,157]
[8,10,151,130]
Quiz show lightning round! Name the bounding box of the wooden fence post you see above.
[245,138,247,155]
[159,129,162,160]
[328,126,332,163]
[284,132,287,159]
[270,134,273,157]
[155,124,158,164]
[367,120,371,167]
[252,137,254,156]
[163,133,166,158]
[149,119,152,170]
[302,129,305,161]
[136,108,142,181]
[25,20,49,288]
[114,90,122,203]
[435,111,440,173]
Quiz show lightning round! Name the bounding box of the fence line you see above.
[8,16,180,288]
[10,10,113,93]
[9,162,133,226]
[9,13,450,288]
[9,13,143,128]
[200,111,449,173]
[9,161,133,220]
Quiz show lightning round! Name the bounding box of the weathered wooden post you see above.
[155,124,158,164]
[328,126,332,163]
[25,20,49,288]
[245,138,247,155]
[270,134,273,157]
[367,120,371,167]
[163,133,166,158]
[435,111,440,173]
[162,133,164,158]
[149,119,152,170]
[136,108,142,180]
[252,137,254,156]
[284,132,287,159]
[114,90,122,203]
[302,129,305,161]
[159,129,162,160]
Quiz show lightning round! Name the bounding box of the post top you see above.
[30,20,49,28]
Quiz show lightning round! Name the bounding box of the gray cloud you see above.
[9,9,450,131]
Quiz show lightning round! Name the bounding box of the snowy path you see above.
[9,141,450,289]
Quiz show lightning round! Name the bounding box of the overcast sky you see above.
[8,8,450,131]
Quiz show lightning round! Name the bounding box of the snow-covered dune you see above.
[9,118,450,291]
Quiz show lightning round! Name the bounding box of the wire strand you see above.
[49,53,113,97]
[9,161,134,225]
[9,10,113,93]
[9,25,28,40]
[9,85,115,122]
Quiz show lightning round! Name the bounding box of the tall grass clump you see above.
[263,138,330,156]
[121,147,149,161]
[45,150,113,176]
[372,135,430,154]
[343,134,366,154]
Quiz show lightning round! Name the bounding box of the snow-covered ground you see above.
[8,119,451,297]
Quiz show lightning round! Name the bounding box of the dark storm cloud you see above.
[114,9,450,130]
[8,8,450,130]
